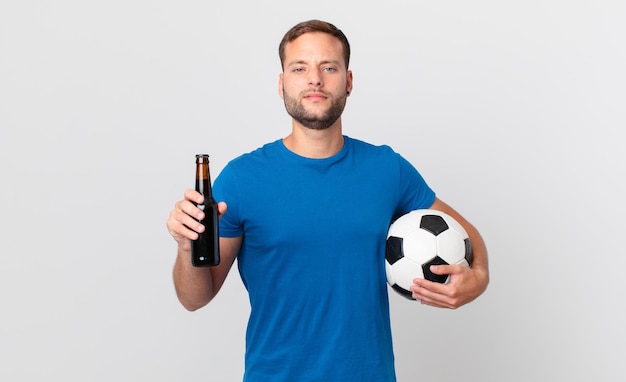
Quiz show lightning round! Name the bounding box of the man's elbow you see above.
[178,296,211,312]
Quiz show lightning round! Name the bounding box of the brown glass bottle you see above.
[191,154,220,267]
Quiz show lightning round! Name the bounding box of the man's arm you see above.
[411,197,489,309]
[173,235,241,311]
[166,191,242,311]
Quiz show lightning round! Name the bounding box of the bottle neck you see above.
[195,162,213,199]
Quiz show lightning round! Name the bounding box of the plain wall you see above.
[1,1,625,381]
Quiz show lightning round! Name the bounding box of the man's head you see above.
[279,20,351,71]
[278,20,353,131]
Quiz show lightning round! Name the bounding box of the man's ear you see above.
[278,73,284,99]
[346,70,353,96]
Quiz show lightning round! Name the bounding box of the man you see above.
[166,19,489,382]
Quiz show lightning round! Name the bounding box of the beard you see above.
[282,89,347,130]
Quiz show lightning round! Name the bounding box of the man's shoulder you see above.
[345,136,396,157]
[228,139,283,165]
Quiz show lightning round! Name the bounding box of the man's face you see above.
[279,32,352,130]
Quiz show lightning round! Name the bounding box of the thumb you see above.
[217,201,228,217]
[429,264,454,275]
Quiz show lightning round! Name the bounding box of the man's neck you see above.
[282,121,344,159]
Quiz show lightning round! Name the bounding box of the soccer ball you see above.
[385,209,473,300]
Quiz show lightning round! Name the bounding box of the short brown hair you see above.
[278,20,351,70]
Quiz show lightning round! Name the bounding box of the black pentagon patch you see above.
[385,236,404,265]
[420,215,449,236]
[422,256,449,283]
[464,238,473,266]
[391,284,415,300]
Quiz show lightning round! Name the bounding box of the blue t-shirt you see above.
[213,136,435,382]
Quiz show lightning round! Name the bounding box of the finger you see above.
[411,285,456,309]
[429,264,456,275]
[168,203,204,239]
[176,199,204,221]
[411,278,450,300]
[184,188,204,204]
[171,217,203,240]
[217,201,228,217]
[412,277,446,294]
[418,297,454,309]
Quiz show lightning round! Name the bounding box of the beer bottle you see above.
[191,154,220,267]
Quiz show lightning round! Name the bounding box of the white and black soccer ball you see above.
[385,209,473,300]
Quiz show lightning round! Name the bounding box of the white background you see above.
[1,1,625,381]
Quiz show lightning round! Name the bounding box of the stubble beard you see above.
[282,89,347,130]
